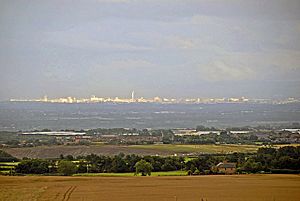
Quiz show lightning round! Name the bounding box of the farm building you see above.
[215,162,237,174]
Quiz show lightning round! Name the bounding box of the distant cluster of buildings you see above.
[22,131,86,136]
[19,131,161,145]
[173,129,251,136]
[99,134,162,145]
[9,93,300,104]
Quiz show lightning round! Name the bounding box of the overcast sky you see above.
[0,0,300,100]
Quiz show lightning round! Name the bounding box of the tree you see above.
[15,159,49,174]
[111,155,128,173]
[77,161,88,173]
[275,156,293,169]
[65,155,74,161]
[257,147,276,155]
[57,160,77,176]
[196,125,210,131]
[241,159,262,173]
[134,159,153,176]
[161,158,176,171]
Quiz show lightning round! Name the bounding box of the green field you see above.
[74,171,187,177]
[0,162,20,166]
[130,144,260,154]
[0,162,19,174]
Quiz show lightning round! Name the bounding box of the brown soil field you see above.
[3,144,260,159]
[3,145,174,158]
[5,144,298,159]
[0,174,299,201]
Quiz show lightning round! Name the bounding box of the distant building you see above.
[215,162,237,174]
[74,135,91,143]
[281,129,300,134]
[131,91,135,102]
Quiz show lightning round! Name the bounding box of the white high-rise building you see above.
[131,91,135,102]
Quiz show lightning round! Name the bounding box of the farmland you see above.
[130,144,260,153]
[3,144,261,159]
[74,171,187,177]
[3,144,299,159]
[0,174,299,201]
[0,162,19,174]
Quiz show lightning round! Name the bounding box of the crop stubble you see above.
[0,174,299,201]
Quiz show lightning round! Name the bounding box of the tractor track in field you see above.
[62,186,76,201]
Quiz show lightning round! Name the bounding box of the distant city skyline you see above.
[9,93,300,104]
[1,0,300,100]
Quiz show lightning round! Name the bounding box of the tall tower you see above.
[131,91,135,102]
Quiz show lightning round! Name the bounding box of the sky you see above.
[0,0,300,100]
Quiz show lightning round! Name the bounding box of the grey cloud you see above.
[1,0,300,100]
[43,31,152,52]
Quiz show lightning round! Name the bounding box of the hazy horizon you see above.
[1,0,300,100]
[1,101,299,131]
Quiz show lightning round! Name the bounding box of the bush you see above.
[270,169,300,174]
[134,159,153,176]
[194,168,200,175]
[187,170,193,175]
[57,160,77,176]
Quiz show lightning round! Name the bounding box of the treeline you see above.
[174,131,261,145]
[250,146,300,172]
[14,154,187,175]
[196,123,300,131]
[224,146,300,173]
[0,150,18,162]
[2,146,299,175]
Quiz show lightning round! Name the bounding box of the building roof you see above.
[216,162,236,168]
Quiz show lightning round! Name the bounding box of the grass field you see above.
[130,144,260,154]
[0,162,19,174]
[0,162,19,165]
[74,171,187,177]
[0,174,299,201]
[132,144,300,154]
